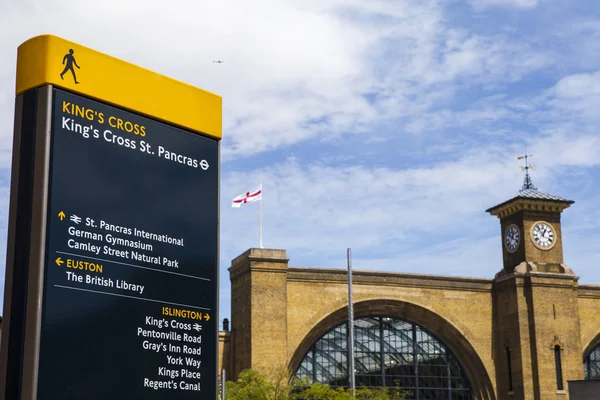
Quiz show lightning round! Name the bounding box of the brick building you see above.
[217,180,600,399]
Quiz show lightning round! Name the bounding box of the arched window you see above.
[506,347,513,391]
[554,345,563,390]
[294,316,474,399]
[584,342,600,380]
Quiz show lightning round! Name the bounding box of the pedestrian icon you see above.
[60,49,80,84]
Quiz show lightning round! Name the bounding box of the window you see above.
[554,345,563,390]
[506,347,513,391]
[584,342,600,380]
[294,316,474,399]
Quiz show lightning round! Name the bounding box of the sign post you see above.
[0,35,222,399]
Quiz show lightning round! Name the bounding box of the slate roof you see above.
[516,188,572,202]
[486,188,574,213]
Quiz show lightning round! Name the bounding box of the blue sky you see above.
[1,0,599,328]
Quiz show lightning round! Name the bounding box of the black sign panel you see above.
[37,88,218,399]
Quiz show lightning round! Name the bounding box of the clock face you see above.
[505,224,520,253]
[531,221,556,250]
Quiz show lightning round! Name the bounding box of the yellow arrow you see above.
[58,211,66,221]
[55,257,64,266]
[204,314,210,321]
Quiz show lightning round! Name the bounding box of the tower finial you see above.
[518,152,537,192]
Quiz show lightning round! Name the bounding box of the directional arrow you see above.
[55,257,64,266]
[58,211,66,221]
[204,314,210,321]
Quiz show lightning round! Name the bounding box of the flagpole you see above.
[259,179,263,249]
[347,248,355,398]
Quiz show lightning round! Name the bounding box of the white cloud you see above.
[470,0,539,11]
[219,126,600,302]
[217,64,600,295]
[533,132,600,168]
[439,32,553,83]
[221,150,523,259]
[0,0,405,158]
[0,0,558,163]
[544,71,600,119]
[331,236,502,279]
[553,71,600,98]
[1,0,599,320]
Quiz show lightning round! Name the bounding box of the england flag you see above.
[231,184,262,208]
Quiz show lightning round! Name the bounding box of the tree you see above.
[291,380,353,400]
[222,368,409,400]
[224,369,290,400]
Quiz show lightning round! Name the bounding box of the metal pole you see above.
[221,368,226,400]
[259,180,263,249]
[347,248,356,397]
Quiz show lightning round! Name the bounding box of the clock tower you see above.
[487,155,583,399]
[486,156,574,277]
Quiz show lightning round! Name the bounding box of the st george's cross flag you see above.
[232,184,262,207]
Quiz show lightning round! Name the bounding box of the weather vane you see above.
[518,152,537,192]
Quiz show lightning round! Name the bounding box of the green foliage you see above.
[356,387,410,400]
[221,368,409,400]
[224,369,294,400]
[294,384,409,400]
[293,381,354,400]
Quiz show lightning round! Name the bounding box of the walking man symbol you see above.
[60,49,80,84]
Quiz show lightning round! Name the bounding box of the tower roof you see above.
[486,188,574,217]
[486,188,574,213]
[486,153,575,217]
[512,188,572,202]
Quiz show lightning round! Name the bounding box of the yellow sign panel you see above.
[16,35,222,140]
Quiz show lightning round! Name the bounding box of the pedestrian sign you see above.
[0,35,221,399]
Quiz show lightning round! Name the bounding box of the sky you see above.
[0,0,599,328]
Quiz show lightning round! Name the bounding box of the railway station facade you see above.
[217,184,600,399]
